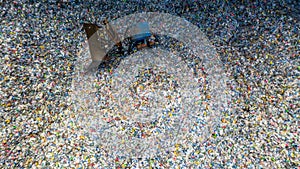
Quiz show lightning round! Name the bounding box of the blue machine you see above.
[128,22,156,53]
[132,22,152,42]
